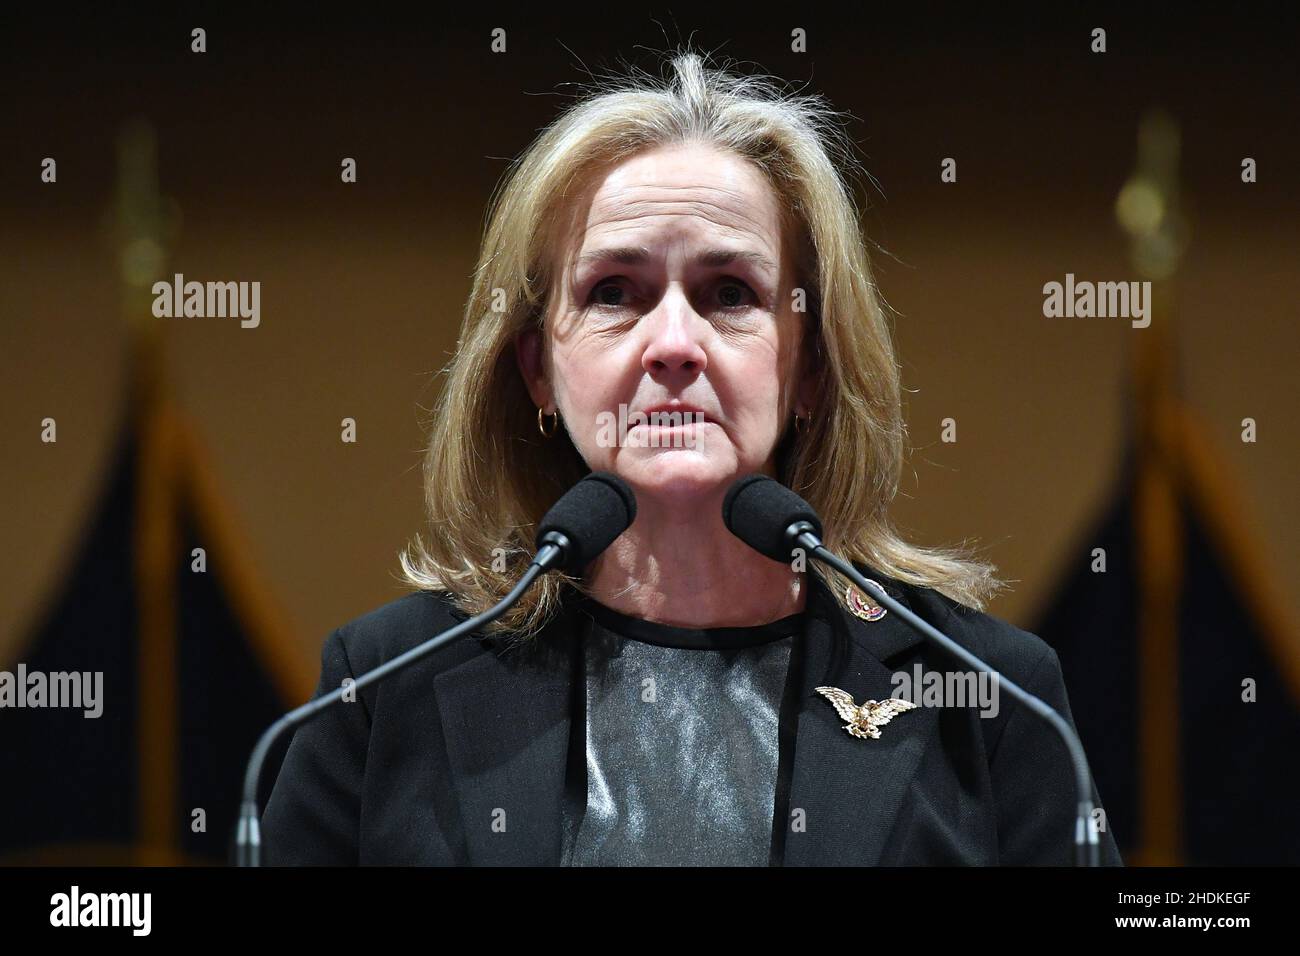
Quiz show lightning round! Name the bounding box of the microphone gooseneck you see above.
[721,474,1103,867]
[236,472,636,866]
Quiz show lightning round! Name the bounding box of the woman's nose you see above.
[641,287,708,376]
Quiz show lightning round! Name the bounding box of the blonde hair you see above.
[399,49,1003,637]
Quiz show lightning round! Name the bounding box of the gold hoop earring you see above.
[794,413,810,435]
[538,407,560,437]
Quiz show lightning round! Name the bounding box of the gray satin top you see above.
[564,598,803,866]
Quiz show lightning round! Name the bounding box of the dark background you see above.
[2,5,1297,864]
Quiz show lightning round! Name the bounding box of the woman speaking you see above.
[262,50,1122,866]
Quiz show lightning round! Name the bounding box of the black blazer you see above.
[261,564,1124,866]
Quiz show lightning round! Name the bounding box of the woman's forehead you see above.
[593,142,772,196]
[554,145,790,271]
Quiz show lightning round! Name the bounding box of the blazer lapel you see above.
[430,565,940,867]
[781,565,940,865]
[433,606,583,865]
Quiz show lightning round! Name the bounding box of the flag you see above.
[0,385,313,865]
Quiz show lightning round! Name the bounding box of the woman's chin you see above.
[614,452,735,502]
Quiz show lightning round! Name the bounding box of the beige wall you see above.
[5,204,1295,672]
[3,26,1296,675]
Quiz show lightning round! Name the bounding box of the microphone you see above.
[235,471,636,866]
[535,470,638,573]
[722,474,1103,867]
[722,473,823,562]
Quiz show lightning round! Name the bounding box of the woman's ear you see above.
[514,326,552,410]
[795,326,824,417]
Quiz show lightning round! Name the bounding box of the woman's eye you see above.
[588,278,632,308]
[715,279,757,310]
[585,277,759,312]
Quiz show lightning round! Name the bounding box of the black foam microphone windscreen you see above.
[722,474,823,562]
[534,472,638,572]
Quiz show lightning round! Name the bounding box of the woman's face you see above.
[517,142,818,509]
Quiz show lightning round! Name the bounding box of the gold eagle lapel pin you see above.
[845,582,887,621]
[815,686,918,740]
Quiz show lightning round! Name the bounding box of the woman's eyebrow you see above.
[576,245,651,268]
[575,246,777,274]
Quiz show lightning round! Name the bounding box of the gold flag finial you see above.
[1115,108,1190,281]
